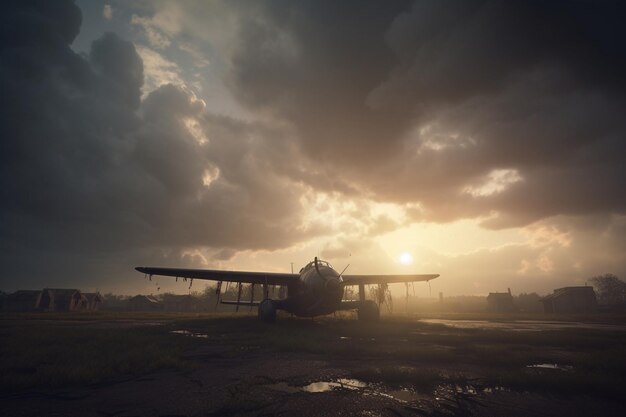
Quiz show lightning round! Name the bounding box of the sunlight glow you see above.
[399,252,413,265]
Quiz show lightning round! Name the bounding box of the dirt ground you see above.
[1,313,626,417]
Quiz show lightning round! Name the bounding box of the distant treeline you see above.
[402,293,543,314]
[100,273,626,313]
[102,283,282,312]
[100,286,544,313]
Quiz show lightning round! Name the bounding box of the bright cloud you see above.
[2,1,625,296]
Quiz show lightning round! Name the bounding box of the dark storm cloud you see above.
[223,0,626,227]
[90,32,144,108]
[0,1,320,289]
[2,0,626,291]
[370,1,626,108]
[227,0,413,163]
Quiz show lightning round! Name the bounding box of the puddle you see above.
[457,385,476,394]
[170,330,209,339]
[265,378,427,403]
[527,363,573,371]
[383,388,426,402]
[337,336,379,342]
[481,386,508,393]
[265,378,508,406]
[302,378,367,392]
[420,319,626,332]
[433,383,510,400]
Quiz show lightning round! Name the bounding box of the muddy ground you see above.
[1,313,625,416]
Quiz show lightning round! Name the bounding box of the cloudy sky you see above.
[2,0,625,297]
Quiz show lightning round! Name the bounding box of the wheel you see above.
[258,299,277,323]
[357,300,380,322]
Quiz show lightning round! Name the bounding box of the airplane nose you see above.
[325,276,341,292]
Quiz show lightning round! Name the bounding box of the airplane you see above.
[135,257,439,322]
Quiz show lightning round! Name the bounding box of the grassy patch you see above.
[2,312,625,402]
[0,321,198,391]
[0,311,241,322]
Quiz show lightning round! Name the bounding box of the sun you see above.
[399,252,413,265]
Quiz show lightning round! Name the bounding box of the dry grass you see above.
[0,320,199,391]
[1,312,625,401]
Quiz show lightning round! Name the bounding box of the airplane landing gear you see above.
[258,299,277,323]
[357,300,380,322]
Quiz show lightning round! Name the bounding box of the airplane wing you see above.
[135,267,298,286]
[342,274,439,286]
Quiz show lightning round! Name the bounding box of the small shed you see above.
[162,294,202,312]
[42,289,87,311]
[0,291,7,311]
[486,289,515,312]
[37,288,54,311]
[541,286,598,313]
[5,290,43,312]
[83,293,104,311]
[128,295,162,311]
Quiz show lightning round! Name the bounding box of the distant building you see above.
[1,289,102,312]
[5,290,43,312]
[40,289,87,312]
[541,286,598,313]
[486,288,516,312]
[128,295,162,311]
[83,293,104,311]
[162,294,201,312]
[0,291,7,310]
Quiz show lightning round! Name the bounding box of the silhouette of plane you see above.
[136,257,438,322]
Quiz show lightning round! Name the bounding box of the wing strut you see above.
[236,283,243,312]
[358,283,365,303]
[215,281,222,306]
[263,284,269,299]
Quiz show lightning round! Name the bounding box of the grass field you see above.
[0,320,195,391]
[1,311,625,407]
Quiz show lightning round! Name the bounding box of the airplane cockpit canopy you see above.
[300,259,333,273]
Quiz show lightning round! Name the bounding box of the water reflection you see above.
[267,377,426,403]
[383,388,426,402]
[264,375,518,412]
[527,363,574,371]
[302,378,367,392]
[337,336,378,342]
[420,319,626,332]
[170,329,210,338]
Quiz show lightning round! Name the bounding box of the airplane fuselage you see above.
[280,259,344,317]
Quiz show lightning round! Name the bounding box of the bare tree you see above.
[590,274,626,306]
[369,284,393,313]
[515,292,542,312]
